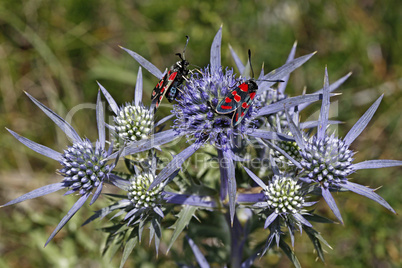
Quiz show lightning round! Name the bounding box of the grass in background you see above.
[0,0,401,267]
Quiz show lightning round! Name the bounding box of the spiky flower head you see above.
[173,66,255,149]
[299,134,354,187]
[127,172,164,209]
[284,67,401,223]
[258,88,288,129]
[3,90,116,246]
[117,27,323,227]
[97,67,156,152]
[264,175,306,215]
[59,139,113,195]
[272,138,302,171]
[113,102,153,147]
[243,166,313,230]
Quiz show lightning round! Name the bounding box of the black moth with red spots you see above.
[215,50,282,126]
[216,79,258,126]
[215,50,259,127]
[151,36,190,112]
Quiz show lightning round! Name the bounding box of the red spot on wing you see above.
[249,92,256,100]
[225,97,232,103]
[234,94,241,102]
[169,72,178,81]
[239,83,249,92]
[241,112,245,117]
[242,102,249,108]
[160,87,166,94]
[221,105,232,110]
[231,90,237,96]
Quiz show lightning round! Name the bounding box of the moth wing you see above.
[216,84,249,114]
[151,71,177,109]
[232,95,253,126]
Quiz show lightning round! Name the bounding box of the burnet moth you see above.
[215,50,282,126]
[151,36,190,111]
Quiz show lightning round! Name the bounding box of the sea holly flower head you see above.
[97,67,155,149]
[98,153,170,225]
[264,175,306,215]
[119,27,325,228]
[113,103,153,145]
[82,154,179,264]
[285,67,402,223]
[272,134,302,172]
[243,167,313,229]
[127,171,165,209]
[173,65,253,149]
[3,90,116,245]
[299,133,354,187]
[59,139,114,196]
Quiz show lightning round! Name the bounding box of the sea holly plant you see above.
[97,67,154,149]
[3,91,118,246]
[280,67,401,224]
[2,27,401,267]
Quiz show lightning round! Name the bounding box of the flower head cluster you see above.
[283,68,400,223]
[4,27,401,268]
[299,134,354,187]
[173,66,255,148]
[127,172,164,209]
[113,103,153,145]
[263,175,305,215]
[3,91,116,246]
[59,139,113,195]
[120,27,328,230]
[97,68,156,150]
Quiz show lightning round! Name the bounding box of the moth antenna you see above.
[248,49,255,79]
[176,36,190,61]
[182,35,190,60]
[257,79,284,83]
[176,53,183,61]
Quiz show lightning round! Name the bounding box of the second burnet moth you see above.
[151,36,190,111]
[215,50,282,127]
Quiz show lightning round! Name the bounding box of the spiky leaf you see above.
[120,229,138,268]
[167,205,198,252]
[279,239,301,268]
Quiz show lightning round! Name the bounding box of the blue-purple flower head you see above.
[284,68,402,223]
[171,29,314,151]
[173,65,257,149]
[299,133,354,187]
[3,90,116,245]
[58,139,114,196]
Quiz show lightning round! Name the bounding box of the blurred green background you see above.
[0,0,401,267]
